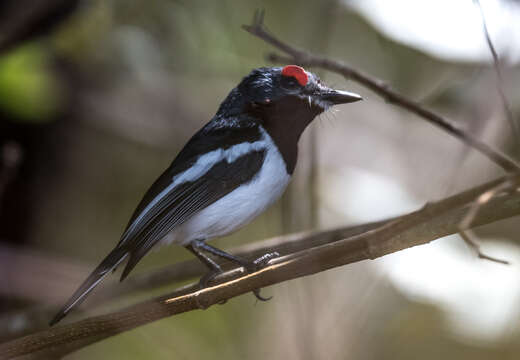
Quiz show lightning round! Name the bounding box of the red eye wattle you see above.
[281,65,308,87]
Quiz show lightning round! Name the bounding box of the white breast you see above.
[165,126,291,245]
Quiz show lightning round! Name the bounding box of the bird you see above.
[50,65,361,326]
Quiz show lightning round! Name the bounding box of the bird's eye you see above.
[281,76,300,89]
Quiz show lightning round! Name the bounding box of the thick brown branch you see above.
[0,219,393,340]
[242,11,520,172]
[91,219,388,301]
[1,174,519,359]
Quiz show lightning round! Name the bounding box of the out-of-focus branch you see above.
[0,0,79,53]
[0,244,91,305]
[1,174,519,359]
[242,11,520,172]
[0,142,22,207]
[474,0,519,141]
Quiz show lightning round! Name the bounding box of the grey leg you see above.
[186,242,222,288]
[190,239,279,301]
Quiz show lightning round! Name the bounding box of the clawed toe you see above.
[242,251,280,273]
[243,251,279,302]
[253,288,272,302]
[253,251,279,268]
[196,251,279,303]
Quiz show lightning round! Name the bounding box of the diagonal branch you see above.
[0,219,394,340]
[242,11,520,172]
[1,174,519,359]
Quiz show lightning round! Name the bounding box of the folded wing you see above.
[50,134,266,325]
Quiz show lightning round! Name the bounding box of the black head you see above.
[217,66,360,133]
[215,66,361,173]
[240,65,360,112]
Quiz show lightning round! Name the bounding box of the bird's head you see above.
[216,65,361,141]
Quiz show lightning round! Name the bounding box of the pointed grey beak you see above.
[321,89,362,104]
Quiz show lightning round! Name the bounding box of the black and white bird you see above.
[50,65,361,325]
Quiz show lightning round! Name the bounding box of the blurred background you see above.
[1,0,520,358]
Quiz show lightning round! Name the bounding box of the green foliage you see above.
[0,44,61,122]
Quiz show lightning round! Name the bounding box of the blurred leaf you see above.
[0,44,61,122]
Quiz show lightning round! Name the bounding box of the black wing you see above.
[50,123,264,325]
[119,147,266,280]
[123,118,262,233]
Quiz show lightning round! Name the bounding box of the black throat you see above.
[245,95,323,174]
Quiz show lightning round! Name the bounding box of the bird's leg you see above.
[191,239,279,301]
[186,242,223,288]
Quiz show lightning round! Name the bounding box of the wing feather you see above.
[119,149,266,280]
[51,123,265,325]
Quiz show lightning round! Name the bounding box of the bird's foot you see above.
[252,288,272,302]
[242,251,280,301]
[253,251,279,268]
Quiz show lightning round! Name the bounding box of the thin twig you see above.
[458,1,517,264]
[459,177,514,230]
[457,176,516,264]
[1,174,519,359]
[459,230,509,264]
[242,11,520,172]
[474,0,519,141]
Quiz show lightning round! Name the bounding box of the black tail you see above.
[49,247,129,326]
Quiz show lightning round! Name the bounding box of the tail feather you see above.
[49,248,129,326]
[119,242,154,282]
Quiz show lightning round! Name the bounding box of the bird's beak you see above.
[319,89,362,104]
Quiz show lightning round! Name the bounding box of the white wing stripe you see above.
[171,139,267,185]
[124,133,268,238]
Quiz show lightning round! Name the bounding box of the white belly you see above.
[165,129,291,245]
